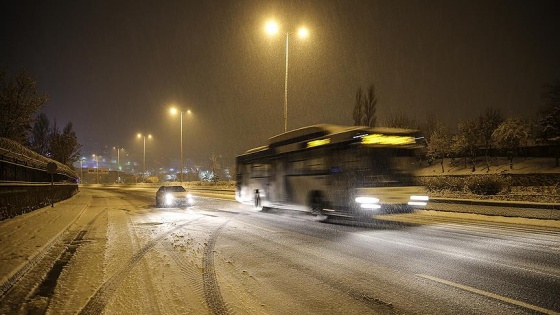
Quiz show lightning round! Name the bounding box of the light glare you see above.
[355,196,379,204]
[298,27,309,38]
[266,21,279,35]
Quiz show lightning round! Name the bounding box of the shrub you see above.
[420,176,465,193]
[465,175,511,195]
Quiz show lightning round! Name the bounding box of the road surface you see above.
[1,186,559,314]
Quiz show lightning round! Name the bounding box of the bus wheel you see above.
[310,192,325,215]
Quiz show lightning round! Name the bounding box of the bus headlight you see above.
[360,203,381,209]
[355,197,379,204]
[355,197,380,210]
[408,195,429,207]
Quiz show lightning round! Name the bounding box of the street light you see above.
[137,133,152,182]
[79,157,85,183]
[113,147,124,184]
[92,154,99,184]
[170,107,192,183]
[265,20,309,133]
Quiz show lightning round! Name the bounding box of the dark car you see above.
[156,185,193,207]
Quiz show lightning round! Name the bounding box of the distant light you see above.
[170,107,178,115]
[408,201,427,206]
[298,27,309,38]
[266,21,279,35]
[410,195,429,201]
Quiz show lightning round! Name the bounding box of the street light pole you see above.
[180,110,183,183]
[170,107,191,184]
[284,32,289,133]
[266,21,308,133]
[114,147,122,184]
[137,134,152,182]
[80,157,84,183]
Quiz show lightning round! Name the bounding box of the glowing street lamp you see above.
[265,20,309,133]
[137,133,152,182]
[170,107,192,183]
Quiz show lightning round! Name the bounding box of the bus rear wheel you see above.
[309,192,326,216]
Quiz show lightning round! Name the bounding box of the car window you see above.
[169,186,186,192]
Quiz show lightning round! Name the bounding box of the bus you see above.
[235,124,429,218]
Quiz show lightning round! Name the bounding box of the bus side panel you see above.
[268,158,286,203]
[286,175,329,210]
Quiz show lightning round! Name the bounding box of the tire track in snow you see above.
[22,208,107,313]
[202,220,230,315]
[0,196,92,302]
[78,217,204,315]
[224,230,396,313]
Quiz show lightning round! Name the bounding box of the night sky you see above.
[2,0,559,171]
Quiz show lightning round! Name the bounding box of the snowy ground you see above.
[1,187,559,314]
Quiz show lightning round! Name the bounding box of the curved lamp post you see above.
[170,107,192,183]
[265,20,309,133]
[137,133,152,182]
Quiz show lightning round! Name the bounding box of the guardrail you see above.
[0,183,78,221]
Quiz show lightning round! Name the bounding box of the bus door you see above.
[269,158,285,203]
[326,152,346,209]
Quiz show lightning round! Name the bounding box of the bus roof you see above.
[238,124,423,158]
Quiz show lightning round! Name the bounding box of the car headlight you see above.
[165,193,174,205]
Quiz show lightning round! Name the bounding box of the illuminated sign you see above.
[361,134,416,145]
[307,138,331,148]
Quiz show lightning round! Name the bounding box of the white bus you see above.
[235,124,429,218]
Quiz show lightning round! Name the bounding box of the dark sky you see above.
[2,0,559,170]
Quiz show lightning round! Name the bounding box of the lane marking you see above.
[416,274,559,315]
[357,233,560,280]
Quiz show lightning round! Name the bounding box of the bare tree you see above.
[209,153,220,182]
[29,113,51,155]
[0,70,48,144]
[454,119,481,171]
[353,87,364,126]
[492,118,530,169]
[49,121,81,166]
[477,107,504,172]
[539,82,560,166]
[427,123,453,173]
[352,84,377,127]
[363,84,377,127]
[417,114,438,146]
[383,111,416,129]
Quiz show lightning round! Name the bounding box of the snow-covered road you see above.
[1,187,559,314]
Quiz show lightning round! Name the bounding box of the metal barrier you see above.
[0,138,79,220]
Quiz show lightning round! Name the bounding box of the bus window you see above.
[306,157,326,171]
[288,160,305,175]
[251,163,270,178]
